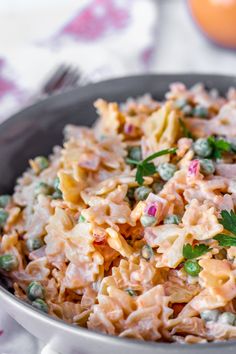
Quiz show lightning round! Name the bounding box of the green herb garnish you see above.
[219,210,236,234]
[208,136,231,159]
[214,234,236,247]
[126,148,177,185]
[179,118,194,139]
[183,243,211,259]
[214,210,236,246]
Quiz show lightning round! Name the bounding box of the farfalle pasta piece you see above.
[216,163,236,180]
[45,207,104,290]
[143,103,170,143]
[198,259,236,302]
[184,176,228,208]
[145,224,186,268]
[81,179,118,201]
[178,260,236,318]
[171,317,207,338]
[182,199,223,240]
[129,259,162,290]
[83,198,132,227]
[107,286,135,314]
[99,257,162,295]
[206,322,236,340]
[120,306,162,341]
[142,103,180,163]
[94,99,125,136]
[1,231,19,252]
[160,169,187,215]
[164,270,200,303]
[63,254,103,290]
[88,294,124,335]
[106,228,133,258]
[121,285,171,341]
[24,194,53,240]
[58,171,84,205]
[208,101,236,137]
[24,257,50,281]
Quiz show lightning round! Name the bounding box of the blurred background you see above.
[1,0,236,353]
[1,0,236,122]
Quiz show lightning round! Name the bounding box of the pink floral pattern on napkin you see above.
[61,0,131,41]
[0,59,17,98]
[0,0,157,123]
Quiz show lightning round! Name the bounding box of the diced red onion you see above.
[124,123,134,135]
[188,159,200,177]
[145,203,157,217]
[144,193,167,222]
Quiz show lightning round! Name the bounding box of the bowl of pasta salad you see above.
[1,74,236,354]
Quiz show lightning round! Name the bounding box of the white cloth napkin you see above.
[0,0,158,122]
[0,0,158,353]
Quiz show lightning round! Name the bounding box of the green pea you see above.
[34,182,52,196]
[193,105,208,118]
[158,163,177,181]
[51,177,62,199]
[199,158,215,176]
[152,181,164,194]
[182,105,194,116]
[218,312,236,326]
[164,214,181,225]
[200,309,220,323]
[51,189,62,199]
[125,289,137,297]
[32,298,49,313]
[27,281,45,301]
[134,186,152,201]
[79,215,86,223]
[0,195,10,208]
[140,215,156,227]
[193,138,213,158]
[0,254,18,271]
[141,244,154,260]
[26,238,44,252]
[184,260,201,276]
[193,138,213,157]
[174,98,189,109]
[0,209,8,226]
[53,177,60,190]
[127,146,142,162]
[35,156,49,171]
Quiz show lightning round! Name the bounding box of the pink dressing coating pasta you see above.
[1,83,236,343]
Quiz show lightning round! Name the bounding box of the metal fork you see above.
[41,64,81,95]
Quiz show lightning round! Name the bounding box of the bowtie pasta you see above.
[2,83,236,344]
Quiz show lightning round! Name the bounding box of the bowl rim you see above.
[1,72,236,350]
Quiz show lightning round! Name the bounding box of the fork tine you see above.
[42,65,71,94]
[41,64,82,95]
[59,68,80,90]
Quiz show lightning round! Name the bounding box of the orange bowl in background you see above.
[188,0,236,48]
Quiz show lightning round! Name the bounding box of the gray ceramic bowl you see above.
[1,74,236,354]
